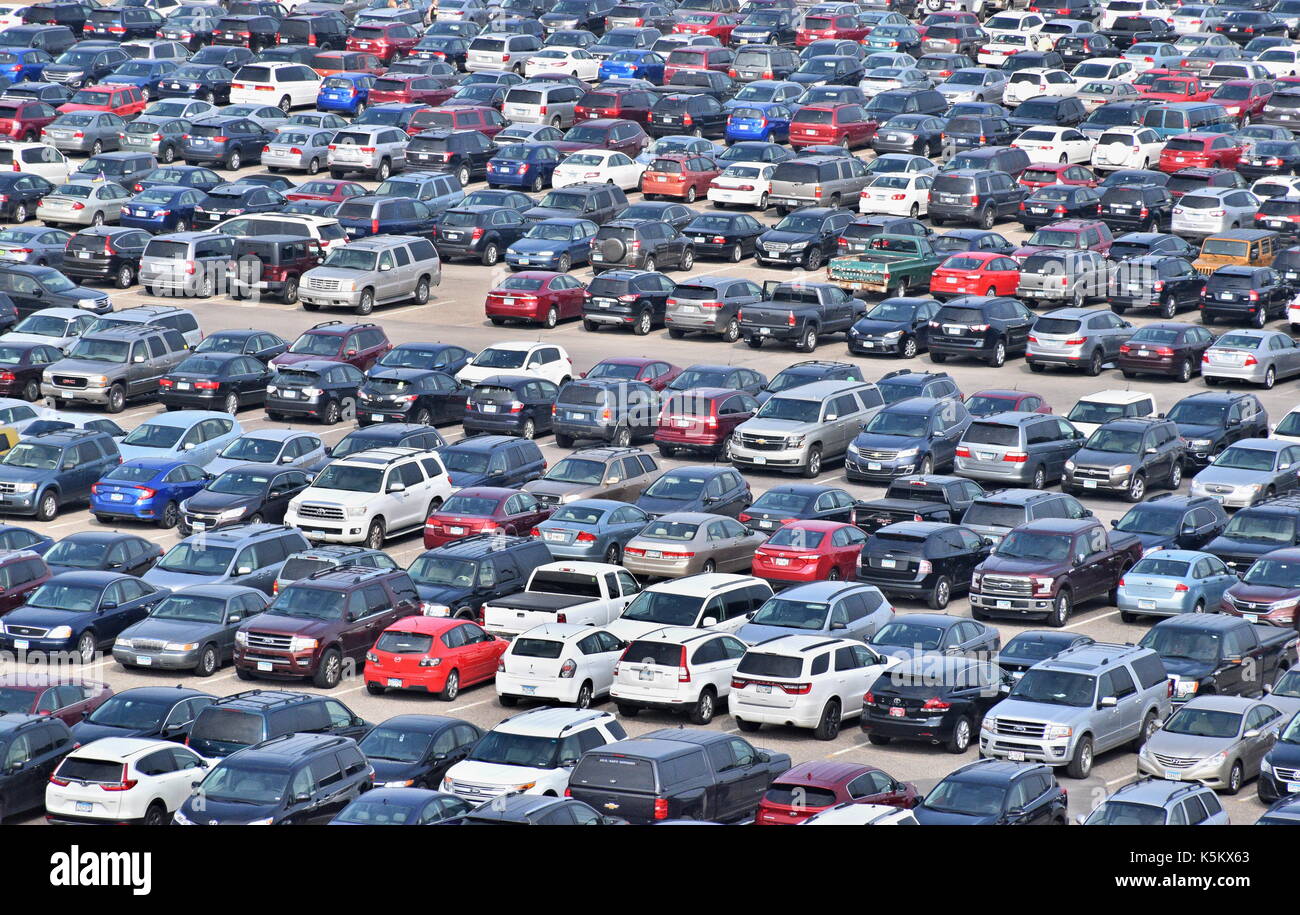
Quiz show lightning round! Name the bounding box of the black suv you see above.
[433,205,528,265]
[524,183,628,225]
[913,758,1068,825]
[1111,493,1229,553]
[929,169,1027,229]
[1063,417,1187,502]
[61,226,151,289]
[1200,265,1291,328]
[463,374,557,439]
[407,129,497,187]
[277,13,349,50]
[407,534,552,620]
[581,268,676,335]
[1164,390,1269,469]
[314,423,446,472]
[591,219,695,274]
[0,715,75,821]
[358,368,469,428]
[186,689,371,759]
[927,296,1035,368]
[213,15,280,52]
[1110,255,1205,317]
[1097,183,1175,233]
[552,379,658,448]
[755,206,855,269]
[648,92,727,138]
[857,520,992,610]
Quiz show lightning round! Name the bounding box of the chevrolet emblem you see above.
[756,438,767,445]
[603,802,620,810]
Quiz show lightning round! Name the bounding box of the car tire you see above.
[457,164,471,187]
[354,289,375,316]
[1031,465,1046,490]
[481,242,501,266]
[1049,588,1072,627]
[900,335,918,358]
[1160,294,1177,319]
[583,318,599,332]
[365,517,385,550]
[1066,735,1093,779]
[616,702,640,717]
[159,501,179,529]
[1132,710,1160,752]
[735,717,761,732]
[988,339,1006,367]
[75,631,95,665]
[802,247,821,270]
[439,669,460,701]
[978,206,994,229]
[498,693,518,707]
[632,308,653,336]
[21,379,39,402]
[604,542,621,564]
[554,433,573,449]
[946,715,972,754]
[543,304,559,329]
[227,150,242,171]
[1085,349,1103,376]
[689,688,716,725]
[194,644,219,677]
[574,680,594,709]
[1167,461,1182,489]
[813,698,841,741]
[1264,366,1277,389]
[797,324,818,353]
[322,399,341,425]
[928,575,952,611]
[802,445,822,479]
[729,243,743,263]
[105,383,126,414]
[1225,760,1243,795]
[1125,472,1146,503]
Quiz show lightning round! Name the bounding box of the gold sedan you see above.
[622,512,768,579]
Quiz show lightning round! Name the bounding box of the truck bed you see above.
[483,592,592,613]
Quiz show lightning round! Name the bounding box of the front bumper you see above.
[731,442,810,471]
[284,510,368,543]
[1137,752,1233,789]
[844,451,919,481]
[299,288,364,308]
[41,380,113,405]
[113,644,201,670]
[969,588,1056,616]
[234,646,320,679]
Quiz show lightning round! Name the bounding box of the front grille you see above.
[738,433,786,451]
[981,576,1032,595]
[129,639,169,651]
[445,779,510,803]
[995,718,1047,739]
[1274,766,1300,782]
[5,625,47,637]
[245,631,293,651]
[295,503,345,521]
[533,493,561,506]
[53,375,87,388]
[858,449,898,461]
[0,482,19,494]
[1152,753,1199,768]
[1071,466,1112,480]
[763,242,790,252]
[306,277,341,292]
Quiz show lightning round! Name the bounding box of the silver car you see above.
[263,127,336,174]
[206,429,327,477]
[1172,188,1261,238]
[1190,438,1300,508]
[857,67,932,93]
[1137,695,1285,793]
[327,126,408,181]
[1025,305,1133,374]
[219,103,289,132]
[43,112,125,155]
[937,67,1008,104]
[118,116,191,162]
[731,379,885,477]
[36,180,131,228]
[1202,329,1300,388]
[142,98,217,121]
[299,234,441,314]
[502,82,585,128]
[621,511,766,579]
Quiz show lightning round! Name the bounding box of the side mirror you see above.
[279,455,293,463]
[1144,447,1158,455]
[182,442,195,450]
[1075,813,1087,826]
[830,621,847,630]
[1244,728,1261,739]
[100,600,118,611]
[701,616,718,627]
[236,566,253,575]
[1109,519,1118,528]
[227,614,241,624]
[1099,695,1118,708]
[133,354,145,363]
[346,349,357,356]
[324,446,333,456]
[293,793,312,805]
[388,482,406,493]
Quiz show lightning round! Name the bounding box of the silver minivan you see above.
[731,379,885,477]
[502,82,586,128]
[138,231,238,297]
[768,155,873,214]
[467,32,542,73]
[954,412,1086,490]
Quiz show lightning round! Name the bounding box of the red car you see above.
[1211,79,1273,123]
[1012,218,1114,258]
[485,270,587,327]
[552,118,648,157]
[363,616,507,699]
[796,13,869,46]
[789,103,876,150]
[662,45,734,81]
[755,762,920,825]
[654,386,754,457]
[1139,73,1211,103]
[409,105,507,138]
[282,178,368,202]
[575,87,657,124]
[583,356,682,391]
[1158,132,1244,172]
[0,674,112,726]
[367,74,456,106]
[751,520,867,585]
[965,389,1052,416]
[641,153,720,202]
[930,251,1021,298]
[0,98,57,141]
[56,85,147,118]
[423,486,553,548]
[672,11,740,42]
[1017,162,1098,190]
[309,50,386,76]
[345,22,422,63]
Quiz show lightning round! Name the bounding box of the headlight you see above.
[47,626,73,640]
[441,777,453,791]
[896,448,919,460]
[116,638,134,649]
[788,240,809,250]
[882,330,902,339]
[1044,724,1073,740]
[288,636,318,653]
[516,781,537,792]
[1175,677,1198,698]
[1242,483,1263,494]
[77,297,101,309]
[423,603,450,617]
[235,631,248,646]
[217,507,247,522]
[88,375,109,387]
[1262,758,1273,775]
[266,385,277,394]
[346,506,368,518]
[9,482,36,493]
[245,817,274,825]
[165,641,199,652]
[172,809,194,825]
[1065,459,1075,471]
[847,443,861,457]
[338,280,357,292]
[786,434,806,447]
[535,250,554,257]
[981,715,997,732]
[1110,464,1132,476]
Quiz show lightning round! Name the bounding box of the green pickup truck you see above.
[828,234,944,297]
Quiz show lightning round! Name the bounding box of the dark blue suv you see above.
[0,429,121,521]
[435,435,546,488]
[914,758,1068,825]
[406,533,552,618]
[1110,494,1229,553]
[0,571,169,663]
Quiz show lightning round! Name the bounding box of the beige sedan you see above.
[622,512,767,579]
[37,179,131,228]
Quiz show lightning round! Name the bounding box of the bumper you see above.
[462,413,527,435]
[969,589,1057,616]
[707,188,765,206]
[284,511,368,543]
[552,420,618,443]
[299,289,364,308]
[265,394,326,417]
[1117,591,1195,616]
[731,443,810,471]
[234,647,321,679]
[158,390,224,410]
[979,732,1074,765]
[1200,363,1270,386]
[845,453,919,481]
[653,431,725,451]
[848,333,907,354]
[41,381,112,405]
[740,323,800,342]
[609,683,695,709]
[262,151,312,169]
[113,645,201,669]
[1063,471,1131,494]
[1026,347,1089,367]
[1137,754,1233,789]
[495,671,583,704]
[366,665,450,693]
[0,633,76,653]
[731,695,819,729]
[622,554,698,578]
[864,711,961,744]
[953,457,1034,484]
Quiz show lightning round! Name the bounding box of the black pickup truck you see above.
[567,728,791,824]
[852,475,985,533]
[1138,614,1299,705]
[740,281,866,353]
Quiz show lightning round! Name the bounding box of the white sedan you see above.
[977,33,1054,66]
[1012,126,1095,164]
[524,47,602,81]
[1089,126,1166,171]
[551,150,646,190]
[859,173,932,217]
[1070,58,1139,83]
[1257,47,1300,78]
[707,163,775,209]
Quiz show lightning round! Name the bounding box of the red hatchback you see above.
[755,762,919,825]
[751,520,868,585]
[575,87,657,124]
[57,85,147,118]
[1158,132,1245,172]
[485,271,588,327]
[1211,79,1273,122]
[966,389,1052,416]
[583,357,682,391]
[641,153,720,202]
[930,252,1021,298]
[672,12,740,42]
[368,74,456,106]
[282,178,368,202]
[363,617,507,699]
[1018,162,1098,190]
[796,13,869,46]
[0,674,112,726]
[423,487,553,548]
[789,103,876,151]
[345,22,422,63]
[654,386,756,457]
[0,99,57,141]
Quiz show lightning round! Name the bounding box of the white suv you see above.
[606,573,774,641]
[496,623,627,709]
[327,126,409,181]
[46,738,209,825]
[455,341,574,387]
[441,707,626,802]
[610,626,749,725]
[229,62,322,112]
[285,447,454,549]
[731,635,893,740]
[1064,388,1157,437]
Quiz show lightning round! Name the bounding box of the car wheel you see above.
[1160,294,1177,319]
[899,335,918,358]
[307,157,320,175]
[91,211,104,227]
[633,308,652,336]
[1085,349,1103,376]
[21,379,39,402]
[946,715,972,754]
[227,150,242,171]
[13,203,27,223]
[376,158,391,181]
[616,702,640,717]
[142,801,168,826]
[802,445,822,479]
[613,426,632,448]
[802,247,822,270]
[678,248,694,271]
[114,263,134,289]
[74,631,95,665]
[322,399,341,425]
[530,174,544,192]
[1224,760,1244,795]
[106,384,125,414]
[729,243,743,263]
[701,559,716,573]
[813,698,841,741]
[642,255,655,273]
[439,669,460,701]
[690,688,716,725]
[1132,710,1160,752]
[575,681,594,709]
[161,145,176,164]
[604,542,621,564]
[928,575,952,611]
[543,304,559,328]
[1031,465,1046,490]
[313,648,342,689]
[355,289,375,316]
[1177,358,1192,383]
[1049,589,1071,627]
[989,339,1006,368]
[556,254,572,274]
[1126,472,1146,503]
[1168,461,1182,490]
[979,206,994,229]
[457,164,471,187]
[160,501,179,529]
[498,693,518,707]
[757,192,768,209]
[481,242,500,266]
[1264,366,1276,389]
[365,518,385,550]
[223,392,239,416]
[1067,735,1093,779]
[194,644,219,677]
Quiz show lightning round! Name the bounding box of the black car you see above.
[458,794,623,825]
[1096,183,1174,233]
[44,43,131,89]
[1100,16,1174,50]
[357,715,484,790]
[1111,493,1229,553]
[754,206,855,269]
[3,23,77,56]
[863,657,1012,755]
[931,229,1015,257]
[1166,390,1269,469]
[929,169,1027,229]
[0,716,76,819]
[591,218,695,273]
[59,226,149,289]
[0,172,54,223]
[277,13,349,51]
[406,129,497,186]
[790,54,865,87]
[213,15,281,52]
[679,212,764,262]
[1055,33,1118,68]
[859,520,991,609]
[1107,231,1197,261]
[1018,185,1104,230]
[69,686,214,744]
[581,268,676,334]
[1218,10,1288,43]
[179,464,311,533]
[462,373,558,439]
[155,62,235,103]
[85,7,164,41]
[1110,257,1206,318]
[928,295,1034,368]
[738,483,855,532]
[265,358,366,425]
[616,201,696,232]
[912,758,1068,825]
[433,205,527,264]
[411,35,470,69]
[159,352,272,415]
[1238,141,1300,182]
[848,296,940,359]
[665,363,767,396]
[0,338,59,400]
[1253,194,1300,239]
[0,263,110,316]
[192,182,285,228]
[189,44,255,69]
[44,530,160,576]
[1007,94,1087,130]
[864,87,948,120]
[942,114,1016,151]
[648,92,727,138]
[194,329,289,363]
[356,368,470,427]
[1200,265,1292,327]
[996,631,1096,678]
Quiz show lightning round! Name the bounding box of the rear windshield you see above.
[931,175,974,195]
[963,501,1027,527]
[571,755,657,791]
[736,652,802,678]
[962,422,1020,447]
[622,640,684,667]
[1031,317,1081,335]
[556,384,608,406]
[511,637,564,659]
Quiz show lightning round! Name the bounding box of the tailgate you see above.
[741,306,797,328]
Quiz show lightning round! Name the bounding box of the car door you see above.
[4,729,51,812]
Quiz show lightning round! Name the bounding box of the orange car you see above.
[363,616,507,700]
[640,153,721,203]
[56,84,147,118]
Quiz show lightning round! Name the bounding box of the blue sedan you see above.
[486,142,562,191]
[116,412,243,468]
[0,48,51,83]
[531,498,651,562]
[90,458,210,528]
[317,72,375,116]
[133,164,223,194]
[598,49,666,84]
[119,184,204,233]
[506,217,599,272]
[0,523,53,555]
[1116,549,1239,622]
[725,103,793,144]
[101,59,181,98]
[0,571,169,663]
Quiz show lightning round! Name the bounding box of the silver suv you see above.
[42,325,190,413]
[503,82,586,128]
[731,379,885,478]
[1026,306,1135,376]
[768,155,873,213]
[299,235,441,316]
[1016,251,1113,309]
[327,126,409,181]
[980,641,1172,779]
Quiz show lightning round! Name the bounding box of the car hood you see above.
[522,479,588,501]
[1132,532,1176,551]
[1146,731,1235,760]
[46,356,118,376]
[183,490,260,514]
[240,613,336,639]
[369,759,427,784]
[3,605,92,629]
[989,697,1088,727]
[914,807,997,825]
[43,64,86,76]
[761,229,818,244]
[1174,422,1224,443]
[1193,466,1260,487]
[852,317,910,335]
[270,352,337,368]
[523,204,583,220]
[179,796,281,825]
[635,493,703,516]
[2,332,72,347]
[445,759,550,790]
[852,432,928,451]
[741,419,813,437]
[413,583,475,605]
[0,465,51,484]
[142,567,219,592]
[978,556,1067,576]
[1072,448,1133,466]
[1158,655,1214,679]
[119,616,225,644]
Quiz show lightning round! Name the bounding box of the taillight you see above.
[921,697,951,712]
[653,798,669,819]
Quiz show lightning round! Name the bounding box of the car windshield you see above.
[268,586,345,620]
[642,472,705,501]
[1084,801,1167,826]
[408,555,478,587]
[26,583,103,612]
[312,464,382,493]
[964,395,1017,417]
[1165,400,1226,426]
[44,539,112,568]
[996,531,1071,562]
[1067,401,1132,427]
[749,598,829,629]
[439,494,501,516]
[545,458,604,485]
[1162,706,1242,739]
[1213,446,1276,472]
[84,693,174,728]
[209,470,271,496]
[380,347,443,369]
[754,397,820,424]
[150,594,228,623]
[66,338,129,363]
[359,726,432,763]
[1275,668,1300,702]
[1138,626,1222,664]
[468,731,562,769]
[199,764,289,805]
[121,423,185,449]
[1009,669,1095,707]
[440,450,489,473]
[922,780,1007,817]
[2,443,61,470]
[219,437,283,462]
[638,520,698,542]
[1115,510,1180,538]
[289,333,342,355]
[1084,428,1142,454]
[471,348,527,369]
[863,411,928,437]
[619,590,701,625]
[157,543,234,576]
[871,621,943,650]
[774,213,826,233]
[1242,557,1300,588]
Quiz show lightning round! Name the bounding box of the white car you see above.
[1273,405,1300,442]
[982,10,1048,39]
[1253,175,1300,200]
[229,62,321,112]
[525,47,601,80]
[441,707,626,803]
[45,738,209,825]
[606,574,772,642]
[1170,4,1226,35]
[1004,68,1078,106]
[1064,389,1157,438]
[858,173,932,217]
[1090,126,1166,171]
[0,398,52,433]
[1012,126,1095,164]
[1099,0,1173,29]
[1,307,96,350]
[1070,58,1139,83]
[610,626,749,724]
[1075,80,1141,112]
[857,66,931,92]
[456,341,574,386]
[706,162,775,209]
[0,142,71,184]
[1123,42,1186,74]
[977,33,1054,67]
[731,635,893,739]
[551,149,645,190]
[142,98,217,120]
[867,153,938,178]
[801,803,920,825]
[495,623,626,709]
[1257,47,1300,78]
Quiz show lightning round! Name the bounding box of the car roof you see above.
[495,707,613,736]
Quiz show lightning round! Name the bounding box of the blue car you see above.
[101,59,181,98]
[134,164,223,194]
[1116,549,1239,622]
[116,411,242,468]
[0,47,52,83]
[723,79,803,113]
[598,49,666,84]
[505,217,599,272]
[0,523,53,555]
[119,184,204,232]
[531,498,652,562]
[725,103,793,143]
[317,72,375,116]
[90,458,210,527]
[486,142,561,191]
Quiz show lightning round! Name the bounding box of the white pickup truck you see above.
[481,562,641,639]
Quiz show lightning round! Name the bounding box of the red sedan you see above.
[363,617,507,700]
[583,356,682,390]
[485,271,588,327]
[672,12,740,42]
[424,487,553,548]
[0,674,112,726]
[755,762,920,825]
[282,179,368,202]
[1018,162,1098,190]
[789,103,876,151]
[641,153,721,202]
[1158,132,1245,172]
[345,22,422,63]
[367,74,457,106]
[751,520,867,585]
[930,252,1021,298]
[965,389,1052,416]
[575,87,656,124]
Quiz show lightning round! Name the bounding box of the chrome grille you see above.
[295,503,346,521]
[1274,766,1300,782]
[245,631,293,652]
[1152,753,1200,768]
[5,624,47,637]
[445,779,511,803]
[858,449,898,461]
[306,277,342,292]
[981,576,1033,595]
[1071,466,1112,480]
[738,433,786,451]
[129,639,169,651]
[995,718,1047,739]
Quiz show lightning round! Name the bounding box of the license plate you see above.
[110,493,124,501]
[449,525,465,535]
[387,678,402,688]
[257,661,273,671]
[1165,768,1181,780]
[281,390,297,398]
[76,801,93,813]
[1244,613,1259,623]
[773,557,789,566]
[996,600,1011,609]
[482,404,498,413]
[544,531,565,542]
[137,656,153,666]
[1288,781,1300,793]
[567,411,584,420]
[1008,750,1026,761]
[192,522,206,532]
[370,413,384,421]
[1138,349,1150,357]
[655,175,667,181]
[752,456,766,464]
[759,327,770,335]
[977,451,994,461]
[889,707,906,717]
[881,558,896,568]
[645,550,662,559]
[1083,479,1097,489]
[77,250,92,258]
[522,685,537,694]
[1138,599,1156,610]
[756,684,772,694]
[13,639,27,649]
[639,669,654,680]
[868,461,882,470]
[176,382,190,390]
